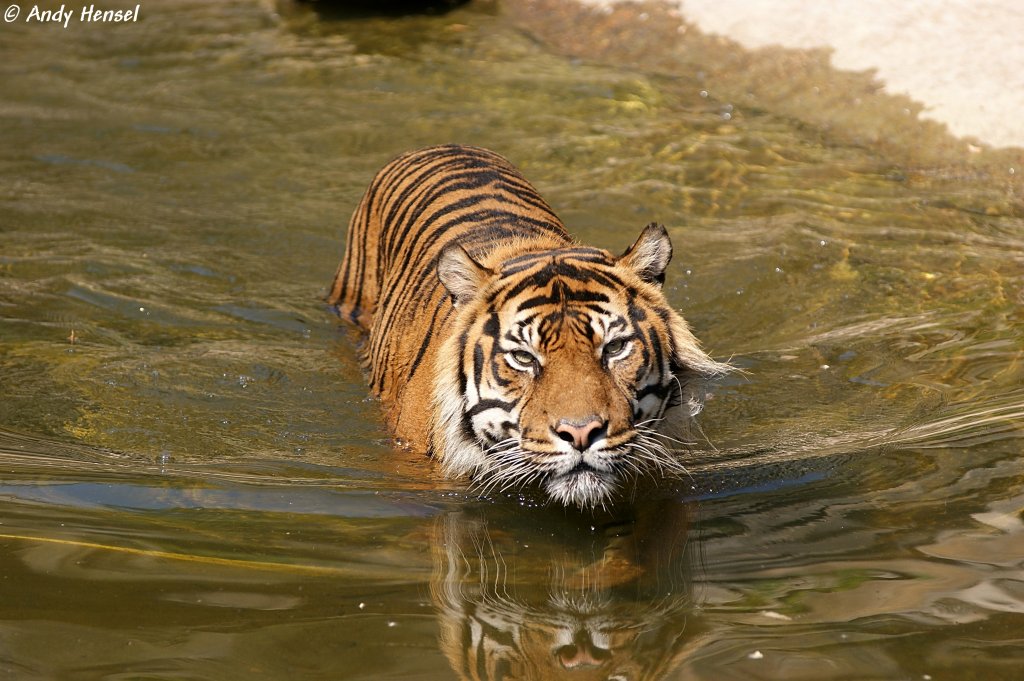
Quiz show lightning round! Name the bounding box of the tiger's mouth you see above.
[478,429,682,508]
[543,464,621,509]
[493,437,637,507]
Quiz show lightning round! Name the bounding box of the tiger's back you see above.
[328,145,569,444]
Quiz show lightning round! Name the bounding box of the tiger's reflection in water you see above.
[430,501,705,681]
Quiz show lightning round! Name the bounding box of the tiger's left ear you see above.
[437,244,493,307]
[619,222,672,286]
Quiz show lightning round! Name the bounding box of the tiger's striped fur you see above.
[328,145,728,508]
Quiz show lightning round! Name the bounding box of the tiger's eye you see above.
[603,338,628,358]
[509,350,536,367]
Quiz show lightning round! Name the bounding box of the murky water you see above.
[2,1,1023,679]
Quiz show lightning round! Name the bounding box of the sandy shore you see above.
[581,0,1024,149]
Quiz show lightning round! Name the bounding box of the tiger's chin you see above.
[543,467,621,509]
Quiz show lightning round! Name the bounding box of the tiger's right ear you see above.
[437,244,493,307]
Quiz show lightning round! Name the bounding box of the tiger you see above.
[327,144,729,508]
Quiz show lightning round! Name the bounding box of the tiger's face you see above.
[433,224,728,508]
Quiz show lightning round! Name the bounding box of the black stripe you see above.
[498,421,516,439]
[467,398,517,418]
[457,328,470,395]
[628,297,647,322]
[496,261,625,304]
[483,312,500,340]
[636,382,670,401]
[647,325,665,374]
[499,247,608,274]
[517,289,611,310]
[473,341,485,392]
[407,294,452,382]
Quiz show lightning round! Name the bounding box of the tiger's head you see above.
[432,223,729,508]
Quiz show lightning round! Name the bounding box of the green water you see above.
[2,1,1023,679]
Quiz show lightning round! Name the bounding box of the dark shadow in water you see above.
[430,499,706,680]
[275,0,495,55]
[285,0,471,19]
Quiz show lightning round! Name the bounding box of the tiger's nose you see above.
[554,417,608,451]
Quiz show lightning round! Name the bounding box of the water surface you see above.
[1,1,1023,679]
